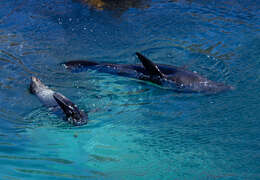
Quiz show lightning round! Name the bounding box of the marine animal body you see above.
[63,52,233,94]
[29,76,87,126]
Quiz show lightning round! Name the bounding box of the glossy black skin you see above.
[53,93,87,126]
[63,53,233,94]
[29,76,88,126]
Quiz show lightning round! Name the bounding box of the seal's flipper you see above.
[53,93,77,115]
[53,93,87,126]
[136,52,165,78]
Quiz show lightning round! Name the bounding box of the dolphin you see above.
[62,52,233,94]
[29,76,87,126]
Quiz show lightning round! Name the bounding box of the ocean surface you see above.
[0,0,259,179]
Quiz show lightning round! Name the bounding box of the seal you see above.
[62,52,234,94]
[29,76,87,126]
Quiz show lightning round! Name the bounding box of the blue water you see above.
[0,0,259,179]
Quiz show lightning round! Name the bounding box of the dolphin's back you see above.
[62,59,233,94]
[121,64,181,75]
[63,60,182,76]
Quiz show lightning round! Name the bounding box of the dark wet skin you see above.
[63,53,233,94]
[53,93,87,126]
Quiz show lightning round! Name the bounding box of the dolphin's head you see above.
[53,93,88,126]
[208,83,235,94]
[29,76,48,94]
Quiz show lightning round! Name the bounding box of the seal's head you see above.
[29,76,48,94]
[53,93,88,126]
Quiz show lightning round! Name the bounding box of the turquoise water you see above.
[0,0,259,179]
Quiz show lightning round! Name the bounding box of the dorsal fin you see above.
[136,52,165,78]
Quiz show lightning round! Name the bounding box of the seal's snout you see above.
[31,76,41,83]
[31,76,37,82]
[29,76,44,94]
[29,76,37,94]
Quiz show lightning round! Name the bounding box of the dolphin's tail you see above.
[62,60,99,71]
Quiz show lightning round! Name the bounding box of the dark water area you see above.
[0,0,259,179]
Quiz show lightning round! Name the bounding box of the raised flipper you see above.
[53,93,87,126]
[136,52,165,78]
